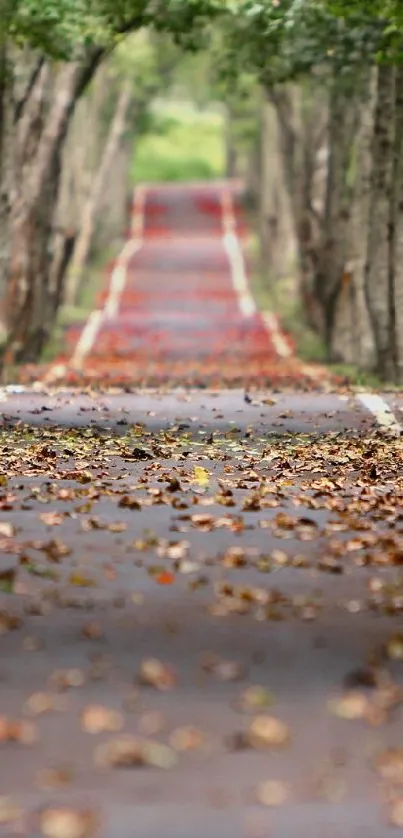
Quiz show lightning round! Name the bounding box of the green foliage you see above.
[213,0,390,92]
[131,105,224,182]
[2,0,227,58]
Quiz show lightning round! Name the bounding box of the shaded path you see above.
[1,182,403,836]
[43,181,326,388]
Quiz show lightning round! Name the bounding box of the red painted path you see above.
[49,182,324,389]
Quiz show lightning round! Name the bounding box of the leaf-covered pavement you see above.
[0,389,402,836]
[2,181,403,836]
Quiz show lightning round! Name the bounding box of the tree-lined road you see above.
[40,182,327,389]
[0,184,402,838]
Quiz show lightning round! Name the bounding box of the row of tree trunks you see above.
[0,46,103,366]
[259,66,403,379]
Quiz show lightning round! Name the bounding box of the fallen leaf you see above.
[50,669,85,691]
[69,572,96,587]
[386,633,403,661]
[0,522,14,538]
[138,658,176,690]
[328,691,369,720]
[375,749,403,783]
[389,799,403,829]
[0,610,21,634]
[236,685,275,713]
[24,692,66,716]
[81,705,124,735]
[256,779,289,807]
[154,571,175,586]
[82,621,103,640]
[0,715,38,744]
[39,806,98,838]
[193,466,210,487]
[94,735,177,769]
[248,715,290,749]
[0,566,16,593]
[40,512,64,527]
[170,726,205,752]
[0,797,23,826]
[37,765,74,789]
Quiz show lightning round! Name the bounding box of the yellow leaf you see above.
[193,467,210,487]
[69,573,96,588]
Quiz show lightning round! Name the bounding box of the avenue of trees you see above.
[1,1,403,381]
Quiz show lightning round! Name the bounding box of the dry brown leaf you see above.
[24,692,66,716]
[327,691,369,720]
[39,806,98,838]
[386,633,403,661]
[375,749,403,783]
[37,766,75,790]
[0,715,37,744]
[81,705,124,735]
[82,621,103,640]
[213,660,247,682]
[0,797,23,826]
[248,715,290,749]
[40,512,64,527]
[389,799,403,829]
[94,735,177,770]
[170,726,205,752]
[138,658,176,690]
[256,779,289,807]
[50,668,86,691]
[0,610,21,634]
[0,522,14,538]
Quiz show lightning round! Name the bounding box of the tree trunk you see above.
[388,64,403,383]
[65,81,132,306]
[95,138,133,253]
[364,64,396,380]
[267,83,327,331]
[331,69,377,369]
[224,104,237,178]
[0,46,103,366]
[312,78,361,356]
[258,95,296,289]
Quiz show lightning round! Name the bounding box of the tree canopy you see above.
[1,0,226,58]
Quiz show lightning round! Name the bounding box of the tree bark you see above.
[267,82,327,331]
[312,78,361,356]
[364,64,396,380]
[0,46,103,366]
[388,64,403,382]
[65,81,132,306]
[258,95,296,289]
[224,104,237,178]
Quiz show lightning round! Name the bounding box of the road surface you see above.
[1,183,403,837]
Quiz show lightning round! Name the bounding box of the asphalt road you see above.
[2,183,403,837]
[0,387,402,837]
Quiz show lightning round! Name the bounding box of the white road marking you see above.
[220,190,257,318]
[357,392,402,435]
[42,185,147,382]
[70,310,104,369]
[262,311,292,359]
[220,190,329,382]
